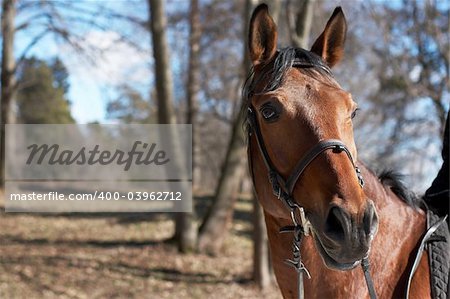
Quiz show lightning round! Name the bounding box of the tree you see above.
[176,0,202,251]
[16,57,74,124]
[1,0,17,187]
[106,85,155,123]
[148,0,197,252]
[287,0,316,48]
[148,0,176,126]
[355,1,449,191]
[51,58,70,95]
[186,0,201,191]
[196,0,256,253]
[197,100,246,253]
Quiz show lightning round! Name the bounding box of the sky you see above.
[60,30,152,123]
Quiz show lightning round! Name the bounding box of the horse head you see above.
[246,4,379,270]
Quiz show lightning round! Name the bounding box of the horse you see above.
[245,4,436,299]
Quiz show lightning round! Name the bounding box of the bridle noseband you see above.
[247,99,376,299]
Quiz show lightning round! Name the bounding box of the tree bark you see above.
[253,196,271,289]
[1,0,17,188]
[186,0,201,192]
[148,0,176,125]
[175,0,202,252]
[148,0,196,252]
[197,104,247,253]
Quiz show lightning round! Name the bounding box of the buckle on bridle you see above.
[356,166,365,188]
[290,206,311,236]
[269,171,283,200]
[332,144,345,153]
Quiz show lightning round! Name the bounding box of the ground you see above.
[0,194,281,299]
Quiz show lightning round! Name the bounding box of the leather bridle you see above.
[247,105,365,222]
[247,98,376,299]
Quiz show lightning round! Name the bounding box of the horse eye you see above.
[351,108,359,119]
[261,106,278,121]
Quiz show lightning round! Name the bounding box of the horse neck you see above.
[358,164,428,297]
[262,163,427,298]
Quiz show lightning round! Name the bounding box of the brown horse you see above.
[245,4,431,299]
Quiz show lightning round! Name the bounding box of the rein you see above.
[405,214,448,299]
[247,105,377,299]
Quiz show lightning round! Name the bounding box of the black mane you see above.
[378,170,422,209]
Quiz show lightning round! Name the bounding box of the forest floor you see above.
[0,193,280,299]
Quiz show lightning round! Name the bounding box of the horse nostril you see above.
[363,202,378,237]
[325,207,347,242]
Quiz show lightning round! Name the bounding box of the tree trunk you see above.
[186,0,202,193]
[197,107,246,253]
[174,0,202,253]
[253,195,271,289]
[1,0,17,188]
[288,0,315,49]
[197,0,273,255]
[148,0,176,125]
[148,0,196,252]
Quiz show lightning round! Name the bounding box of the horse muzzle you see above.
[313,200,379,270]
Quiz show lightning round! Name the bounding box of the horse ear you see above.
[248,4,278,66]
[310,7,347,68]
